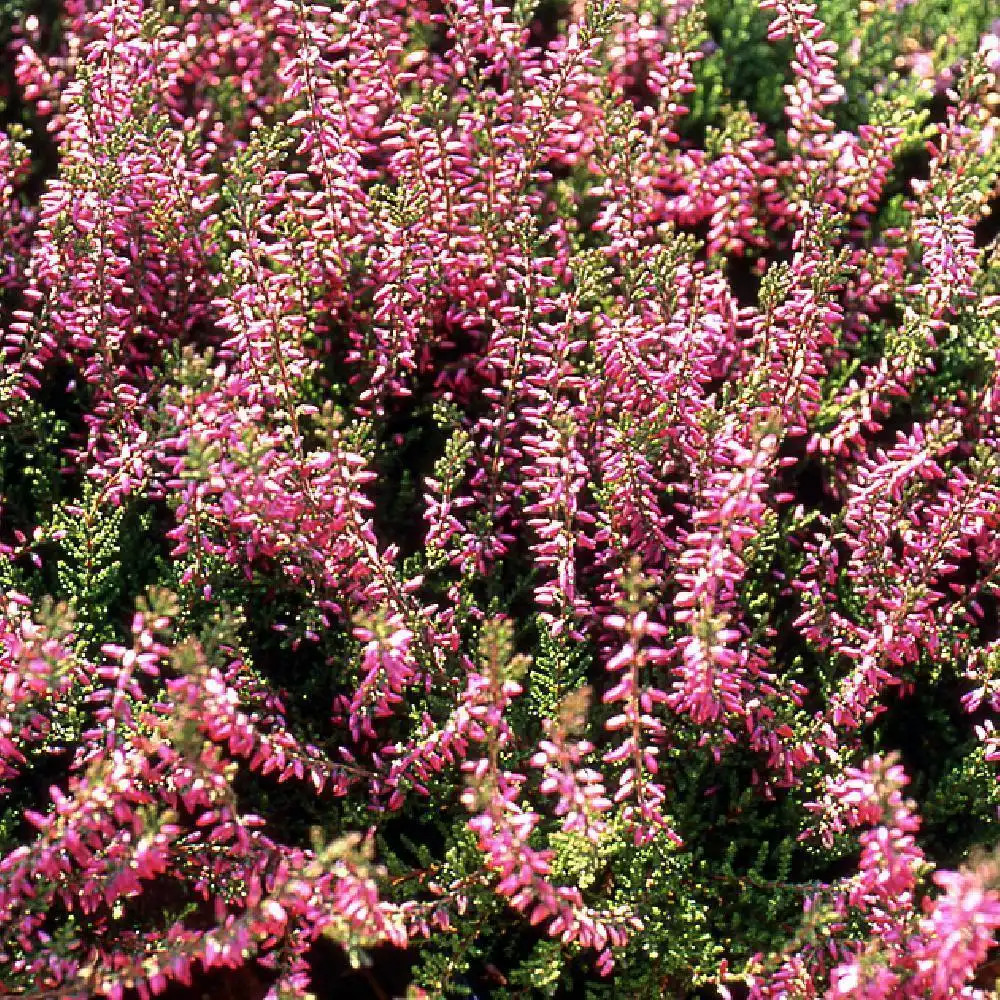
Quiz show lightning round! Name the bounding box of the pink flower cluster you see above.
[756,756,1000,998]
[0,0,998,995]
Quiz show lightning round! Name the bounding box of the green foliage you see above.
[525,624,591,722]
[691,0,991,139]
[48,485,158,653]
[0,398,70,537]
[922,742,1000,862]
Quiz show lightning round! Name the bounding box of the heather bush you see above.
[0,0,999,997]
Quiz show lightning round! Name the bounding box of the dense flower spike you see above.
[601,569,679,846]
[1,0,999,995]
[670,424,778,732]
[755,756,1000,998]
[0,596,82,785]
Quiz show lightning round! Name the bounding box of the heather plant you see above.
[0,0,999,997]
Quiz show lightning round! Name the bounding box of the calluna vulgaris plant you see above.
[0,0,999,996]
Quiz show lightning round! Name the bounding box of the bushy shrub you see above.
[1,0,999,996]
